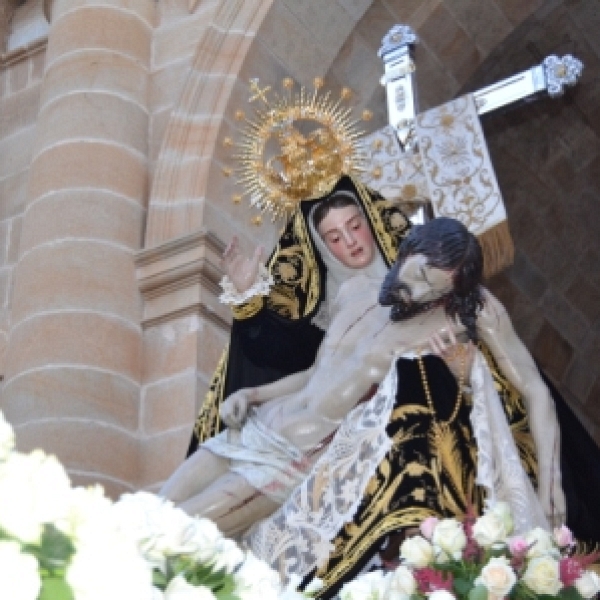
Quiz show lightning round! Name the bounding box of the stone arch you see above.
[145,0,380,250]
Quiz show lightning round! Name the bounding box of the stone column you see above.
[0,0,17,53]
[2,0,153,498]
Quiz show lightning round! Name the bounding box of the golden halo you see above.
[230,78,368,220]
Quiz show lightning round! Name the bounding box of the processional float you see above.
[213,22,584,593]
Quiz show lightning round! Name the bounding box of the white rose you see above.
[525,527,557,558]
[474,556,517,598]
[0,412,15,461]
[209,537,244,574]
[67,527,153,600]
[575,571,600,599]
[234,551,282,600]
[304,578,324,594]
[185,518,231,566]
[432,518,467,561]
[429,590,456,600]
[522,556,563,596]
[0,450,71,543]
[279,576,324,600]
[279,575,307,600]
[0,541,41,600]
[400,535,434,567]
[164,576,217,600]
[386,565,417,600]
[487,502,514,536]
[340,571,387,600]
[112,492,201,571]
[56,485,113,541]
[472,512,509,548]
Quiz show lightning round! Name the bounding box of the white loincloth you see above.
[203,409,315,503]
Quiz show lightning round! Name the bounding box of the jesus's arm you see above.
[477,289,565,524]
[220,365,316,428]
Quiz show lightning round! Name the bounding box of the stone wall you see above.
[0,33,46,382]
[461,0,600,438]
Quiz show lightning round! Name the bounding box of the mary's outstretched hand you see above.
[222,237,264,294]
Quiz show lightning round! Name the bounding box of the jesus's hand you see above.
[220,389,254,429]
[429,320,475,386]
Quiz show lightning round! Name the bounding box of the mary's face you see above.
[317,205,376,269]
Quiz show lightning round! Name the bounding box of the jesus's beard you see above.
[379,280,451,322]
[388,297,449,321]
[381,284,450,322]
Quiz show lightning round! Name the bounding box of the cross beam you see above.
[378,25,584,153]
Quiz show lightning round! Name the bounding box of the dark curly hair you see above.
[380,217,485,342]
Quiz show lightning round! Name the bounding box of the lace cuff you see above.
[218,264,273,305]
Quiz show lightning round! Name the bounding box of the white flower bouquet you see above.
[340,503,600,600]
[0,411,306,600]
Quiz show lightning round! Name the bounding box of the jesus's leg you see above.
[159,447,230,504]
[181,472,279,538]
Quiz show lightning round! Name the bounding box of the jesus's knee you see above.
[180,473,279,538]
[159,448,229,503]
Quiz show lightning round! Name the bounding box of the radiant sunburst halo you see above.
[225,78,369,221]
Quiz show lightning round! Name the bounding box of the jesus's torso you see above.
[254,274,466,451]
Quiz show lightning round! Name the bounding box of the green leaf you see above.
[511,581,537,600]
[454,577,473,597]
[153,569,168,590]
[560,587,585,600]
[468,584,488,600]
[38,576,74,600]
[35,524,76,570]
[215,591,241,600]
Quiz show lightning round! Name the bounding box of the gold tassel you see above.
[477,220,514,279]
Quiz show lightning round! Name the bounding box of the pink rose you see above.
[553,525,575,549]
[560,557,583,587]
[508,537,528,557]
[420,517,439,540]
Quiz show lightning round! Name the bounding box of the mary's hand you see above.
[220,389,253,429]
[222,237,264,294]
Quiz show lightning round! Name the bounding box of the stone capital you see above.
[135,229,231,331]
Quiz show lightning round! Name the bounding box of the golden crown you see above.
[223,78,371,223]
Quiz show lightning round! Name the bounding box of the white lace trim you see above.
[218,264,274,306]
[243,362,398,581]
[469,349,549,534]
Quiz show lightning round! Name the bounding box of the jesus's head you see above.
[378,217,484,341]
